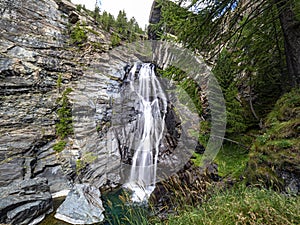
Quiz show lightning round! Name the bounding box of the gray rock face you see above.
[54,184,105,224]
[0,0,111,192]
[0,2,119,224]
[0,177,53,225]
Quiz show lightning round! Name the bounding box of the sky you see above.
[71,0,154,29]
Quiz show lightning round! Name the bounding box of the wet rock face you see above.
[0,177,53,225]
[105,64,181,169]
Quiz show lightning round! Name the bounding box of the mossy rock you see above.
[245,88,300,192]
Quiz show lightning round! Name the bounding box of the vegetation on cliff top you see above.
[73,3,145,48]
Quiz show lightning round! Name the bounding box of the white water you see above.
[124,63,167,203]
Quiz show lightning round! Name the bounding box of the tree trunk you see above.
[275,0,300,90]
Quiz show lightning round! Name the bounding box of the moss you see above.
[83,152,97,164]
[86,27,101,36]
[246,88,300,190]
[91,42,103,50]
[214,143,249,178]
[53,140,67,153]
[75,153,97,174]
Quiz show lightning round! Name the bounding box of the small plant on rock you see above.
[54,87,73,152]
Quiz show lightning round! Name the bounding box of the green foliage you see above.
[56,87,73,140]
[70,7,144,47]
[213,49,249,134]
[158,66,202,115]
[99,10,144,45]
[293,0,300,21]
[76,159,84,174]
[111,33,121,47]
[53,140,67,153]
[76,4,82,12]
[116,10,128,38]
[214,143,249,178]
[159,185,300,225]
[246,88,300,190]
[93,6,100,21]
[192,140,250,179]
[56,73,62,90]
[103,189,150,225]
[158,66,212,149]
[231,7,284,118]
[155,0,285,121]
[100,11,116,32]
[70,22,87,46]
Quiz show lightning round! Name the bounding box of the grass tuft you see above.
[158,185,300,225]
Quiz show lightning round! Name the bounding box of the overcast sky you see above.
[71,0,154,29]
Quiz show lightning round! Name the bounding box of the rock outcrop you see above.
[0,0,113,191]
[0,0,118,223]
[0,177,53,225]
[55,184,105,224]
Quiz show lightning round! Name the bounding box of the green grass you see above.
[214,143,249,178]
[157,185,300,225]
[192,142,249,179]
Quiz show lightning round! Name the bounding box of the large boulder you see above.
[0,177,53,225]
[55,183,105,224]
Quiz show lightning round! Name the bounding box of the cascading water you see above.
[123,63,167,203]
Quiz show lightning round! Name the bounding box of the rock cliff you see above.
[0,0,118,223]
[0,0,216,223]
[0,0,113,192]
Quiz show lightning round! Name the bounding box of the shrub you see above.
[54,87,73,152]
[70,23,87,46]
[53,140,67,153]
[111,33,121,47]
[56,88,73,138]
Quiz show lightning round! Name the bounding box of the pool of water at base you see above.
[39,188,150,225]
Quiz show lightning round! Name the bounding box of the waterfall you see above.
[123,63,167,203]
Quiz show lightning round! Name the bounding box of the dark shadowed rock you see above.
[0,177,53,225]
[55,183,105,224]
